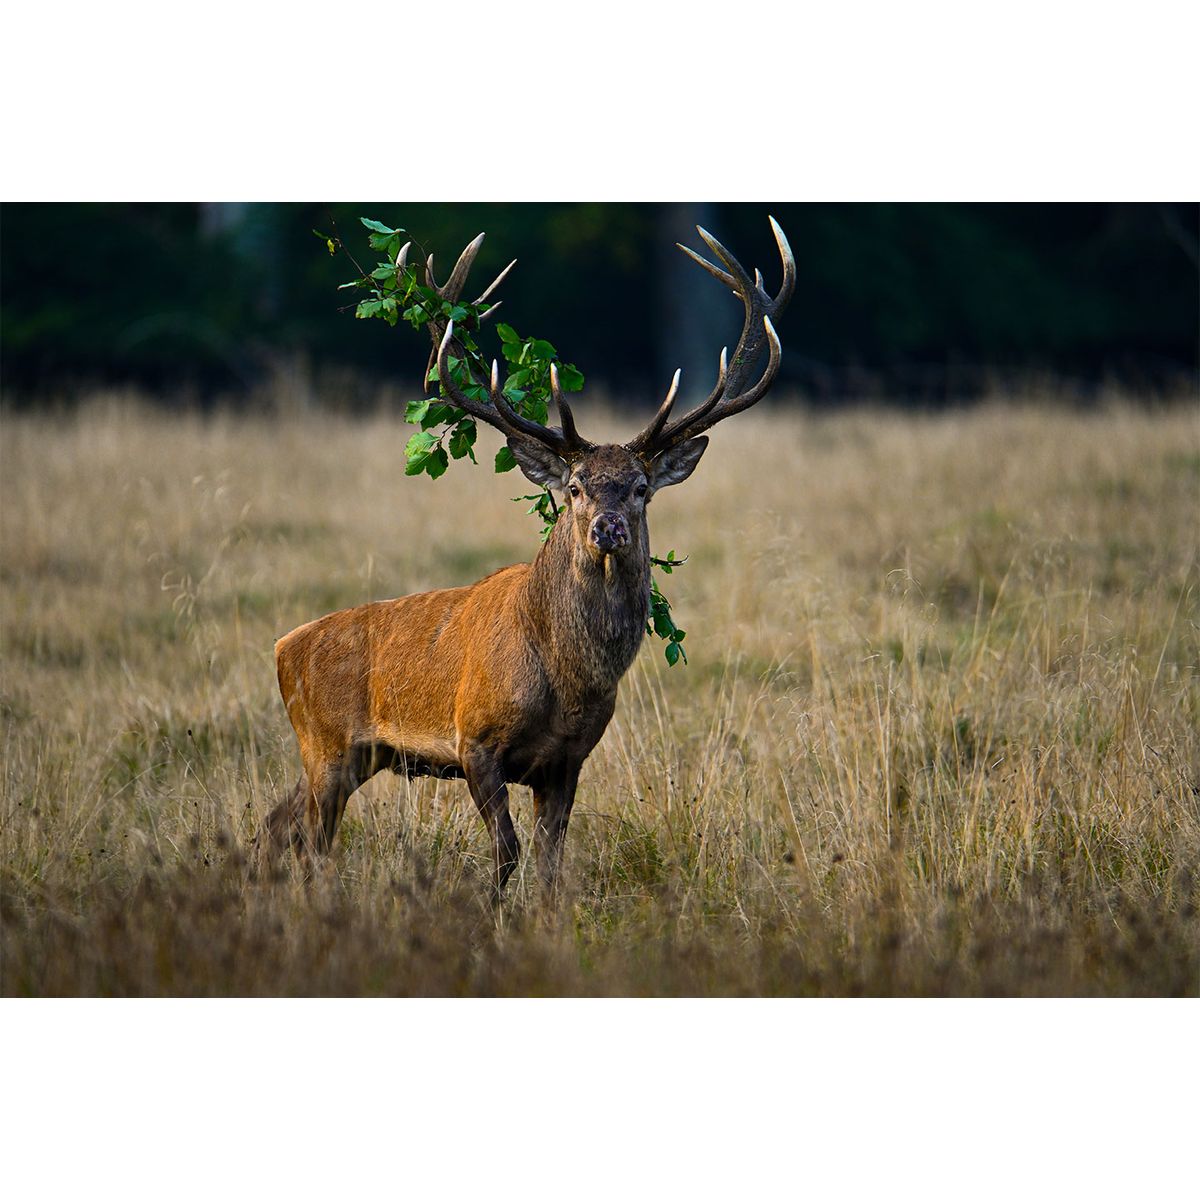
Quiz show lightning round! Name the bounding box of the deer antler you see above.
[626,216,795,457]
[422,234,592,458]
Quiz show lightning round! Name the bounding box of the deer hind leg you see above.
[462,743,520,897]
[253,760,351,871]
[311,742,391,855]
[253,772,317,872]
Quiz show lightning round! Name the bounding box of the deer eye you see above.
[569,483,581,498]
[636,483,648,498]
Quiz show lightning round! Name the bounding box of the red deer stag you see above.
[255,218,795,896]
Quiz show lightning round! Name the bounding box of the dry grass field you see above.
[1,390,1197,995]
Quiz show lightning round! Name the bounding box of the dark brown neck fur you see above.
[521,510,650,702]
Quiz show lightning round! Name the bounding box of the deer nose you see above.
[590,512,629,552]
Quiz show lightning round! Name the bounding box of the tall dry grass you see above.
[1,390,1197,994]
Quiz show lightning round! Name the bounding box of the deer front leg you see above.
[533,759,581,901]
[462,743,520,897]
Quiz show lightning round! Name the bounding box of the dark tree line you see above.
[2,202,1196,405]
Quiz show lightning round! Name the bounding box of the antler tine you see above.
[633,348,735,453]
[425,253,437,290]
[676,242,734,290]
[769,215,797,308]
[625,368,681,453]
[397,241,411,269]
[439,232,485,302]
[668,348,729,436]
[550,364,590,451]
[696,225,756,294]
[474,258,517,306]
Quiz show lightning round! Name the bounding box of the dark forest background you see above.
[2,202,1197,407]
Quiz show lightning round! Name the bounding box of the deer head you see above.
[416,217,796,567]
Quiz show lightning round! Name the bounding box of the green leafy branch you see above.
[319,217,689,665]
[648,550,688,665]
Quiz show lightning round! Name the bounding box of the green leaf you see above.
[405,430,439,459]
[421,403,462,430]
[665,642,681,667]
[405,399,431,425]
[360,218,396,235]
[494,445,518,473]
[371,265,396,280]
[557,363,585,392]
[530,338,557,360]
[496,323,520,344]
[425,446,449,479]
[356,299,384,319]
[448,419,477,460]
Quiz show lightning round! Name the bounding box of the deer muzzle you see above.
[590,512,630,553]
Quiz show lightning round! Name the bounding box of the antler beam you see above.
[626,217,795,458]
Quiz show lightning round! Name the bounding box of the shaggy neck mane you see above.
[521,508,650,699]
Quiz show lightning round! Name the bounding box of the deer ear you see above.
[649,437,708,491]
[508,437,570,490]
